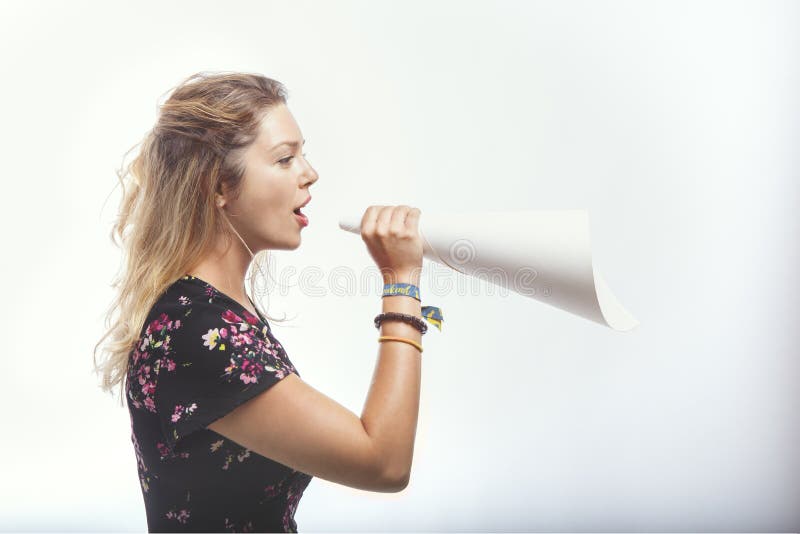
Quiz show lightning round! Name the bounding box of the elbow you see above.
[382,465,411,493]
[395,472,410,492]
[370,438,412,492]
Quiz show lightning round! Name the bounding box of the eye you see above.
[278,153,308,166]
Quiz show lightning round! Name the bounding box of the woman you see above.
[94,71,427,532]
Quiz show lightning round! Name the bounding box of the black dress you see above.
[126,274,313,532]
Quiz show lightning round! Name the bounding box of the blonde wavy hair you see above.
[94,71,292,406]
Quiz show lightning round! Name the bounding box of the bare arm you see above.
[361,269,423,487]
[208,205,425,493]
[206,280,423,492]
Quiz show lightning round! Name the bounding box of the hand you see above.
[360,205,423,284]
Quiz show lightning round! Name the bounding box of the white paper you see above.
[338,209,639,331]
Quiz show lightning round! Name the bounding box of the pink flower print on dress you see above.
[146,312,177,336]
[242,309,260,326]
[165,508,190,524]
[229,328,255,349]
[282,475,311,532]
[221,309,244,325]
[238,357,265,384]
[260,479,285,503]
[171,402,198,423]
[224,517,255,532]
[153,356,175,375]
[131,429,156,494]
[160,334,172,353]
[139,366,150,384]
[141,381,155,396]
[156,441,189,461]
[128,311,182,415]
[156,442,170,459]
[276,367,289,380]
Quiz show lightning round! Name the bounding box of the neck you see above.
[187,234,258,308]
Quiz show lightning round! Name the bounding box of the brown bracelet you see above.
[374,312,427,334]
[378,335,423,353]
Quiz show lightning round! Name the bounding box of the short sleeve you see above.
[151,298,297,452]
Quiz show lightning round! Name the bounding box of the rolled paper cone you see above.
[338,210,639,332]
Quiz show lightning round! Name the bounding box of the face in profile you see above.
[221,103,319,251]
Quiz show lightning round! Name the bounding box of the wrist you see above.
[382,267,421,286]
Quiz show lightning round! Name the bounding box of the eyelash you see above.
[279,153,308,166]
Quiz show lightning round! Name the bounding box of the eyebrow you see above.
[270,139,306,152]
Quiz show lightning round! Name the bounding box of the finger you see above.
[375,205,394,236]
[360,206,379,237]
[361,205,386,237]
[405,207,421,235]
[390,205,412,235]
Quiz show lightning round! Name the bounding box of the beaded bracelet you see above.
[378,335,423,353]
[374,312,427,335]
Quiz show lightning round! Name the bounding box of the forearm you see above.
[360,272,423,485]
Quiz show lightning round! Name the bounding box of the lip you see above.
[293,195,311,228]
[294,211,309,227]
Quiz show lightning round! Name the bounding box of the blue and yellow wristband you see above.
[382,283,443,331]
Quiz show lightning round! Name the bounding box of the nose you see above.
[301,160,319,187]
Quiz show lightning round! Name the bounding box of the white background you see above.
[0,0,797,530]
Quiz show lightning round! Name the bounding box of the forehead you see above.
[256,104,302,151]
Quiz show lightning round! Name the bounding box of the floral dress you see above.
[126,274,313,532]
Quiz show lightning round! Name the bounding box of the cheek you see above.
[244,185,294,218]
[235,172,295,215]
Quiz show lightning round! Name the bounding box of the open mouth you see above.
[293,207,309,226]
[293,196,311,226]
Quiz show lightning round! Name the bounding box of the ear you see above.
[215,183,227,209]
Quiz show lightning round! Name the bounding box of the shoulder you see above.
[142,277,217,339]
[148,277,296,390]
[147,276,266,352]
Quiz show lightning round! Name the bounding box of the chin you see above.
[289,236,302,250]
[262,227,302,250]
[279,233,302,250]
